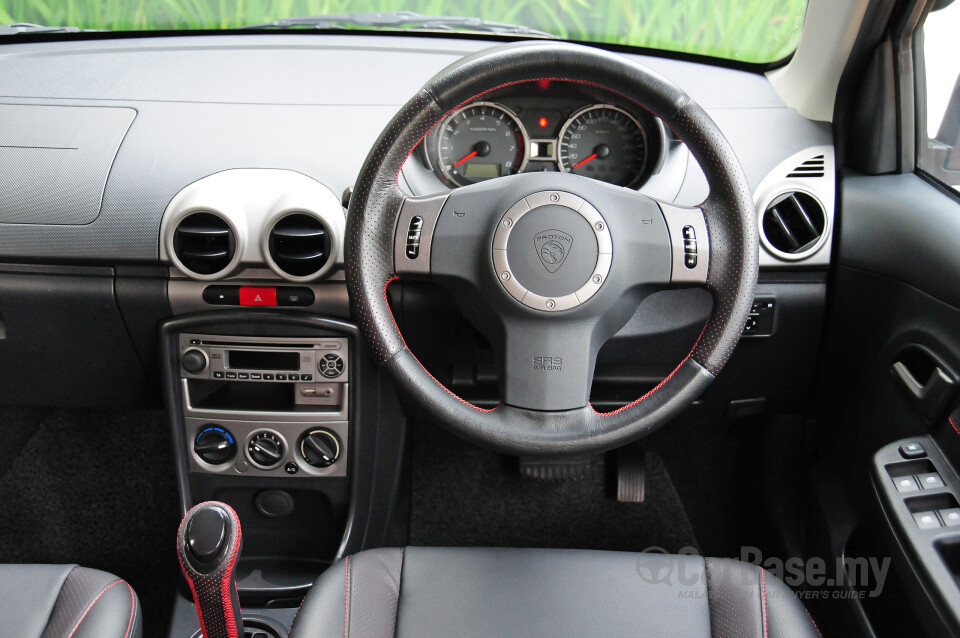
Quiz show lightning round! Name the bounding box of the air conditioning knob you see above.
[299,429,341,468]
[194,426,236,465]
[248,431,285,468]
[182,349,208,374]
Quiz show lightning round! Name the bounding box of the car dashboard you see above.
[0,30,838,625]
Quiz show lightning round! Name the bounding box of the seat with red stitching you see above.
[345,41,758,456]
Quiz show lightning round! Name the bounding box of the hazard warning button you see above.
[238,286,277,306]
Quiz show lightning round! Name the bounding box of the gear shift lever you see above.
[176,501,245,638]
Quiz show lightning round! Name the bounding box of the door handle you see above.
[891,353,957,421]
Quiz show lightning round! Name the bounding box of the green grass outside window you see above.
[0,0,807,64]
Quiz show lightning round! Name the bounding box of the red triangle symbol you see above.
[254,295,262,302]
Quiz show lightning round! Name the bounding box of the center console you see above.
[178,333,350,478]
[160,310,405,616]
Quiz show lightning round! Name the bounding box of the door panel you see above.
[812,170,960,637]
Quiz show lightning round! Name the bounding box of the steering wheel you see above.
[345,42,758,456]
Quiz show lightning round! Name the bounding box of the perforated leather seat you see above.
[0,564,140,638]
[288,547,821,638]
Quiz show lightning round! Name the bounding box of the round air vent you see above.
[265,212,333,281]
[760,191,827,260]
[171,211,237,278]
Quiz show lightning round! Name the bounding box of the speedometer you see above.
[557,105,648,188]
[436,102,527,187]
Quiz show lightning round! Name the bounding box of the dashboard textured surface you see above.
[0,34,830,262]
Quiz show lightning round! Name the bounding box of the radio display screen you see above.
[227,350,300,371]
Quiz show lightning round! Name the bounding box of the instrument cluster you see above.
[419,84,666,190]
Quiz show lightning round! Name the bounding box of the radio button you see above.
[250,373,262,380]
[238,373,250,380]
[318,353,344,378]
[289,374,300,381]
[226,372,237,379]
[264,373,275,380]
[213,371,224,379]
[301,374,313,381]
[181,349,208,374]
[276,374,286,381]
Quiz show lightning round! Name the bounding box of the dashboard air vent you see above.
[761,192,826,258]
[172,212,235,276]
[267,213,331,279]
[786,154,825,178]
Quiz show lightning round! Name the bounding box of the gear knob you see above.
[176,501,244,638]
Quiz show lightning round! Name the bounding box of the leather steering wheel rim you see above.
[345,41,758,456]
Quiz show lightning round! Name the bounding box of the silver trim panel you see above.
[660,202,709,284]
[393,193,448,275]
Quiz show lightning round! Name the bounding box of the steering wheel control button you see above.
[682,227,699,269]
[894,476,920,493]
[660,202,709,283]
[318,353,344,378]
[247,431,285,469]
[406,216,423,259]
[899,442,926,458]
[493,191,612,312]
[299,429,342,468]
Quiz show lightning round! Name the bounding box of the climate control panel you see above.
[188,419,347,478]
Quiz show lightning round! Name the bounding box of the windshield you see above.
[0,0,807,64]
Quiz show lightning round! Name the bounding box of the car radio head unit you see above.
[178,334,348,382]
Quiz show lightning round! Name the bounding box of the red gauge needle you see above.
[453,151,478,167]
[572,153,598,169]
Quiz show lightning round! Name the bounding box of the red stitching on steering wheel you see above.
[388,77,707,417]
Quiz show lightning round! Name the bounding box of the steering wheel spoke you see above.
[495,313,607,412]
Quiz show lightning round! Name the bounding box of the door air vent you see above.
[266,213,332,280]
[786,154,825,178]
[172,212,236,277]
[760,191,827,259]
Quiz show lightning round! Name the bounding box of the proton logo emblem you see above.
[534,229,573,273]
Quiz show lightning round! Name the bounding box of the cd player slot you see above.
[193,340,314,349]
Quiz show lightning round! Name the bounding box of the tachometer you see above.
[436,102,527,187]
[557,105,648,188]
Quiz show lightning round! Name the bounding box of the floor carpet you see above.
[0,407,180,638]
[407,419,699,553]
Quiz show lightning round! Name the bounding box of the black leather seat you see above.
[288,547,821,638]
[0,564,141,637]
